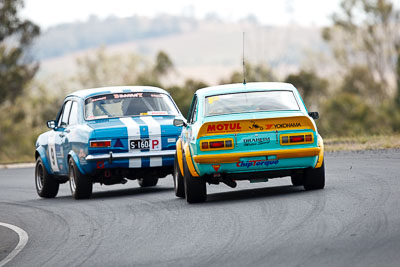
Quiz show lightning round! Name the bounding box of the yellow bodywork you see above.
[315,134,324,168]
[176,138,184,176]
[176,138,199,177]
[193,147,320,164]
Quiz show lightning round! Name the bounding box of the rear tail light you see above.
[200,138,234,151]
[210,141,224,148]
[290,135,304,143]
[90,140,111,148]
[281,133,313,145]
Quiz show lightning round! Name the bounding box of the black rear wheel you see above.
[69,158,93,199]
[303,161,325,190]
[35,157,59,198]
[291,173,304,186]
[173,153,185,198]
[138,177,159,187]
[183,155,206,203]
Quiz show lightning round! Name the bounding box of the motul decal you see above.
[207,123,242,132]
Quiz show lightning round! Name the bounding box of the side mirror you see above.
[308,112,319,120]
[173,118,187,127]
[47,120,56,129]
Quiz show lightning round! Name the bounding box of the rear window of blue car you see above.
[205,90,300,117]
[85,92,179,120]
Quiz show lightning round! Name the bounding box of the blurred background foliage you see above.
[1,0,400,163]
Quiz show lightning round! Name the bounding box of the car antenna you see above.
[242,32,246,85]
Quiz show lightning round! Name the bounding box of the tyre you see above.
[173,153,185,198]
[303,161,325,190]
[69,158,92,199]
[138,177,159,187]
[183,154,206,203]
[35,157,59,198]
[291,173,304,186]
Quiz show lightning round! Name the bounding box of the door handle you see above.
[59,133,65,138]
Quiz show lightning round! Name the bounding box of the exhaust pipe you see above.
[222,179,237,188]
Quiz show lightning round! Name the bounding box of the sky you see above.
[21,0,342,29]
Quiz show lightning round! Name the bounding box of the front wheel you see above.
[138,177,159,187]
[183,155,206,203]
[69,158,92,199]
[173,153,185,198]
[35,157,59,198]
[303,161,325,190]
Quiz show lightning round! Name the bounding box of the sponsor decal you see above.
[147,111,168,115]
[79,149,87,164]
[212,164,221,172]
[236,160,279,168]
[207,123,242,132]
[78,149,86,159]
[265,122,301,129]
[207,96,219,104]
[89,96,107,103]
[243,137,270,146]
[113,92,143,99]
[249,121,263,130]
[167,138,176,143]
[150,94,163,98]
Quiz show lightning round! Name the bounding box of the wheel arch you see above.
[315,134,324,168]
[183,143,199,177]
[176,138,185,176]
[68,151,86,175]
[35,146,52,174]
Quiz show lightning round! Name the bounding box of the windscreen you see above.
[205,90,300,116]
[85,92,179,120]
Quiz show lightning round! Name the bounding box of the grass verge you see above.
[324,134,400,152]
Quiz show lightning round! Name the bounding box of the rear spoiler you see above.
[197,116,316,139]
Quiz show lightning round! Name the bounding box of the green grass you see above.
[324,134,400,152]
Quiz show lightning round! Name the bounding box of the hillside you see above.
[35,16,329,84]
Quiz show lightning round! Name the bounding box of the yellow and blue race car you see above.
[173,82,325,203]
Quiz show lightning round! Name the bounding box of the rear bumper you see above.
[85,150,176,161]
[192,147,320,164]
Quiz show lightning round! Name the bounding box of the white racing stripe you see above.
[120,118,141,168]
[140,116,162,167]
[0,222,29,267]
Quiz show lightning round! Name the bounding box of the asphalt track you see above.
[1,149,400,267]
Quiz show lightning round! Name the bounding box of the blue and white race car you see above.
[35,86,184,199]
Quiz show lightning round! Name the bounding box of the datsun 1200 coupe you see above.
[35,86,184,199]
[173,82,325,203]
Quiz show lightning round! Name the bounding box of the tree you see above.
[0,0,40,105]
[284,70,328,110]
[167,79,208,117]
[322,0,400,97]
[220,63,276,84]
[76,47,144,88]
[153,51,174,76]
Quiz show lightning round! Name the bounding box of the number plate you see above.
[130,139,150,150]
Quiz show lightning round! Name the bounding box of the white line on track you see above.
[0,222,28,267]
